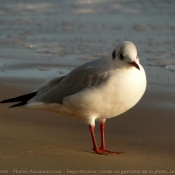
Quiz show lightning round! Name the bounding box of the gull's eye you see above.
[119,52,124,60]
[112,50,116,60]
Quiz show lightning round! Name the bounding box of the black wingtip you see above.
[1,91,37,108]
[1,99,10,103]
[9,102,27,108]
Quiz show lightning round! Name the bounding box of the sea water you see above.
[0,0,175,80]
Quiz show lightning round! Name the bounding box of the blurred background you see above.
[0,0,175,81]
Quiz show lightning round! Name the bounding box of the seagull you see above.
[1,41,146,155]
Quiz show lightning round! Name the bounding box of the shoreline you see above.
[0,0,175,173]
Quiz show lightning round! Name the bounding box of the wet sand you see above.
[0,73,175,174]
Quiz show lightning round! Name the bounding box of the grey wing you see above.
[30,58,109,104]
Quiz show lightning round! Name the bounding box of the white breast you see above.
[62,64,146,122]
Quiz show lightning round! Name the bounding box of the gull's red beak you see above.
[128,61,140,70]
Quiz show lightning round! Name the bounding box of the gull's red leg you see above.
[100,120,124,155]
[100,119,106,150]
[89,125,107,155]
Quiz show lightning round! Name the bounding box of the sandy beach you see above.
[0,72,175,174]
[0,1,175,175]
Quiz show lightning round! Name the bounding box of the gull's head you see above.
[110,41,140,70]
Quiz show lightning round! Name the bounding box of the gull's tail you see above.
[0,92,37,108]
